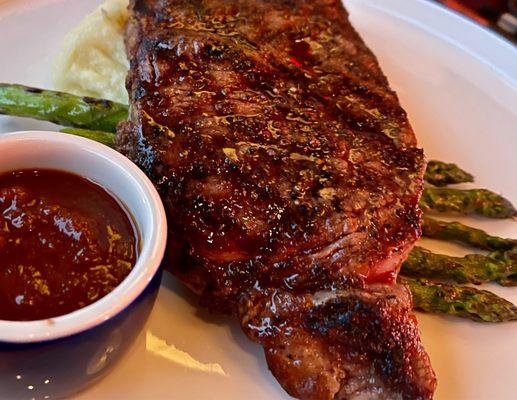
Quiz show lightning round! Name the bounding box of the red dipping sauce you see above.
[0,169,138,321]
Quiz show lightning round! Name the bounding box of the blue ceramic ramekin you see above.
[0,131,167,399]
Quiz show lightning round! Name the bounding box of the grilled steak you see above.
[117,0,436,398]
[239,285,435,400]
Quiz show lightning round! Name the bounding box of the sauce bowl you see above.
[0,131,167,399]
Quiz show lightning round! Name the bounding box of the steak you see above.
[117,0,437,398]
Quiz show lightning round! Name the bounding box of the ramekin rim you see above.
[0,131,167,344]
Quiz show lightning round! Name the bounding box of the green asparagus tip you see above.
[421,187,517,219]
[402,246,517,287]
[400,276,517,323]
[425,160,474,187]
[422,216,517,251]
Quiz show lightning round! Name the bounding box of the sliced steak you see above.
[117,0,435,398]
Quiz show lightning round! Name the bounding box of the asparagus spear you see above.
[0,83,128,132]
[60,128,116,147]
[400,276,517,322]
[422,216,517,251]
[421,187,516,219]
[424,160,474,187]
[402,246,517,286]
[492,249,517,286]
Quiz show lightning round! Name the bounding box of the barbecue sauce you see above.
[0,169,138,321]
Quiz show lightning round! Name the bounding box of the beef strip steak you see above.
[117,0,436,398]
[239,285,435,400]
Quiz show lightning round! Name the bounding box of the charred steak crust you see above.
[117,0,435,398]
[239,285,436,400]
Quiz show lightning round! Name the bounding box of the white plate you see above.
[1,0,516,398]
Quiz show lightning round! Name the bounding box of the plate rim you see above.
[0,1,516,399]
[347,0,517,85]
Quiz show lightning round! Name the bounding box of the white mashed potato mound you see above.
[53,0,130,104]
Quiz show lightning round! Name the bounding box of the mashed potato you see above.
[53,0,130,104]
